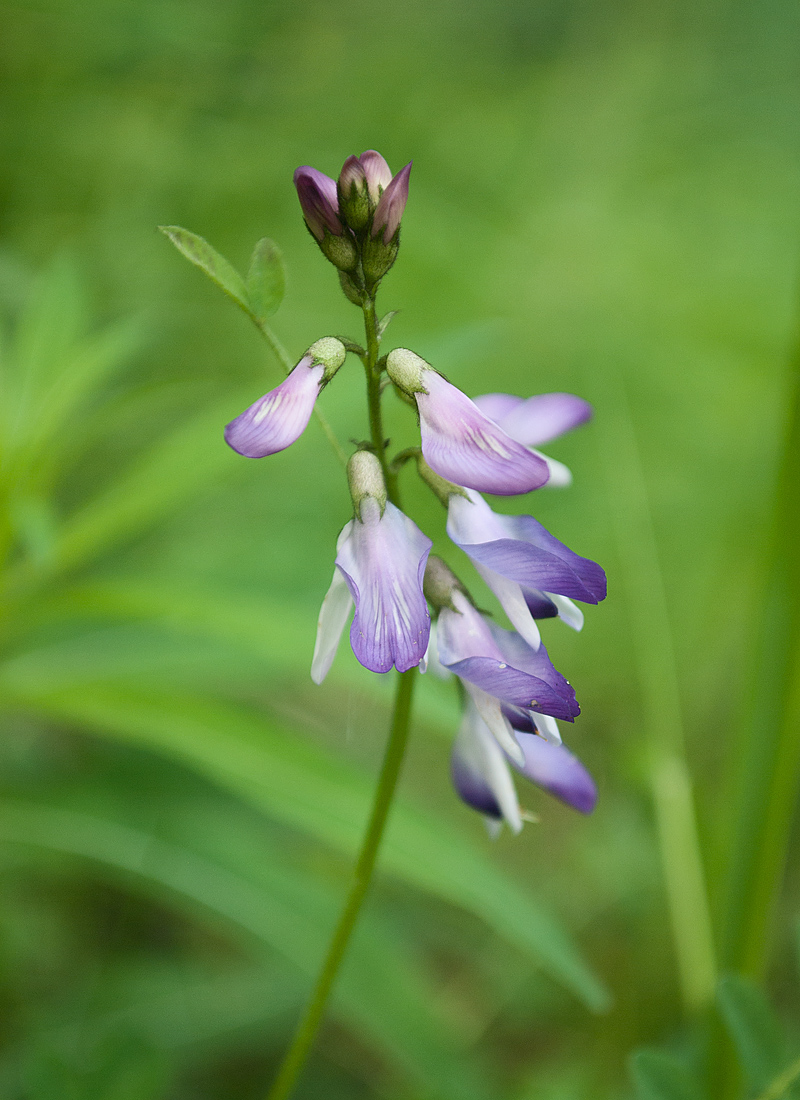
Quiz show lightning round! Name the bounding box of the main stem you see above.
[266,668,417,1100]
[265,290,414,1100]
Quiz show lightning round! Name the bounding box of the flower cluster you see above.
[223,150,606,835]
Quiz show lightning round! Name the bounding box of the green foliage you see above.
[716,975,786,1093]
[629,1050,704,1100]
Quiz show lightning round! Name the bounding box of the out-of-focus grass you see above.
[1,0,799,1096]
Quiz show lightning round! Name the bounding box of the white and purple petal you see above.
[447,490,606,604]
[474,392,592,447]
[336,498,432,675]
[512,732,597,814]
[224,356,324,458]
[416,373,550,496]
[311,567,355,685]
[359,150,393,203]
[451,699,522,832]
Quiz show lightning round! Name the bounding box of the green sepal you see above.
[246,237,286,322]
[159,226,250,315]
[377,310,399,338]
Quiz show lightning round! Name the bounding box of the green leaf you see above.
[246,238,285,322]
[0,673,608,1012]
[717,974,785,1090]
[0,796,488,1100]
[629,1049,705,1100]
[159,226,250,317]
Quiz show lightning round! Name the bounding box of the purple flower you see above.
[312,453,432,681]
[473,392,592,489]
[446,488,606,647]
[386,350,550,495]
[293,166,345,240]
[224,338,346,459]
[451,697,597,833]
[436,591,580,723]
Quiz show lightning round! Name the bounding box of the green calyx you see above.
[423,555,472,614]
[308,336,347,381]
[347,450,388,520]
[385,348,429,396]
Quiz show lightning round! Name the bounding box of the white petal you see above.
[458,701,522,833]
[533,713,562,744]
[546,592,584,631]
[533,450,573,489]
[465,682,525,766]
[310,567,354,684]
[474,562,542,651]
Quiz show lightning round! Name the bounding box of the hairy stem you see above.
[265,668,417,1100]
[362,295,399,504]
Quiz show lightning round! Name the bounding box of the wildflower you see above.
[446,487,606,648]
[386,349,550,495]
[312,452,432,681]
[224,338,346,459]
[451,697,597,834]
[473,391,592,487]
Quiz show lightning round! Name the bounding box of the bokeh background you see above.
[1,0,799,1096]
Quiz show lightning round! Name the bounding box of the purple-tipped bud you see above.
[360,150,393,203]
[372,162,412,243]
[293,166,344,240]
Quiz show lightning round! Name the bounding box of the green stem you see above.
[255,316,347,467]
[362,295,399,504]
[598,369,716,1014]
[265,667,417,1100]
[716,319,800,976]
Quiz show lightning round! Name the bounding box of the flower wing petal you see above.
[499,393,592,446]
[513,732,597,813]
[311,566,355,684]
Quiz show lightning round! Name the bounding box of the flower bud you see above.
[308,336,347,381]
[293,167,344,240]
[372,162,411,244]
[337,156,372,232]
[347,450,387,519]
[423,555,470,613]
[361,233,399,286]
[318,230,358,272]
[385,348,428,396]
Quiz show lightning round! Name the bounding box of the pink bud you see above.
[372,162,412,243]
[293,166,344,240]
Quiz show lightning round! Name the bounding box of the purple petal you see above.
[224,357,323,458]
[417,373,550,496]
[447,491,606,603]
[437,594,579,720]
[512,732,597,814]
[336,499,432,674]
[450,700,522,830]
[522,588,559,619]
[372,162,411,243]
[494,393,592,447]
[338,155,367,194]
[472,393,524,423]
[293,166,343,240]
[359,150,393,202]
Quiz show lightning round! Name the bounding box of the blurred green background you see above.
[1,0,799,1096]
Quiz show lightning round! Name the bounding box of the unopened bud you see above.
[347,450,387,519]
[319,230,358,272]
[423,555,470,612]
[386,348,429,395]
[337,156,372,232]
[308,336,347,381]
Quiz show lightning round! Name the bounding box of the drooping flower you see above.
[224,338,346,459]
[386,349,550,495]
[436,590,580,723]
[311,451,432,681]
[451,697,597,834]
[446,487,606,648]
[473,391,592,488]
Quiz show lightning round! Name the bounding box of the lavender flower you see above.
[224,338,346,459]
[312,452,432,681]
[293,167,345,240]
[474,391,592,488]
[386,349,550,495]
[451,697,597,834]
[446,487,606,648]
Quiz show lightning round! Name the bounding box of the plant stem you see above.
[717,319,800,977]
[265,667,417,1100]
[255,316,347,467]
[362,295,399,504]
